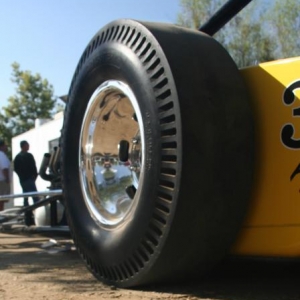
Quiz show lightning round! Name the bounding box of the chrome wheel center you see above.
[79,80,144,226]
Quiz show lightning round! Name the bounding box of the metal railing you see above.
[0,189,63,225]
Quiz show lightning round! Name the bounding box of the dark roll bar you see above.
[199,0,253,36]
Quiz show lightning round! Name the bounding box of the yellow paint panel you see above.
[232,57,300,256]
[233,226,300,257]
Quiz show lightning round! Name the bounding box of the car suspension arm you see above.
[199,0,253,36]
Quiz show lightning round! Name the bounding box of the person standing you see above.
[0,139,10,211]
[14,140,39,225]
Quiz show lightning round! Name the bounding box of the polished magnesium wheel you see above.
[79,80,144,226]
[62,19,254,287]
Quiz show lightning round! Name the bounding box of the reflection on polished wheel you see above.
[79,80,144,226]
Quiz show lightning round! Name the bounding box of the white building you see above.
[10,112,63,207]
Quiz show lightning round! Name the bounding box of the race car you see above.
[5,0,298,288]
[59,0,300,287]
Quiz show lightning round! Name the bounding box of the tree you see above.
[268,0,300,58]
[0,62,63,158]
[1,62,57,138]
[176,0,279,68]
[177,0,222,29]
[219,9,276,67]
[0,113,14,158]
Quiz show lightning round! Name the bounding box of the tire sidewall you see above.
[64,42,162,265]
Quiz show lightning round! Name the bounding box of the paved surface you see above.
[1,229,300,300]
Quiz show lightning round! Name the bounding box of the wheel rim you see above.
[79,80,144,226]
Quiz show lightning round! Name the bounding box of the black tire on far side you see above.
[61,19,254,288]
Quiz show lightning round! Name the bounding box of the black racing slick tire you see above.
[61,19,254,287]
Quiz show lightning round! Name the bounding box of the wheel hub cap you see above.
[79,80,144,226]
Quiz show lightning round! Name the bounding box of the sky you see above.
[0,0,180,110]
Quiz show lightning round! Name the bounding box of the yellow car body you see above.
[232,57,300,257]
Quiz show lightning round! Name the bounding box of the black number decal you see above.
[281,80,300,149]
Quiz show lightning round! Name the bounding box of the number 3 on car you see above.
[233,57,300,257]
